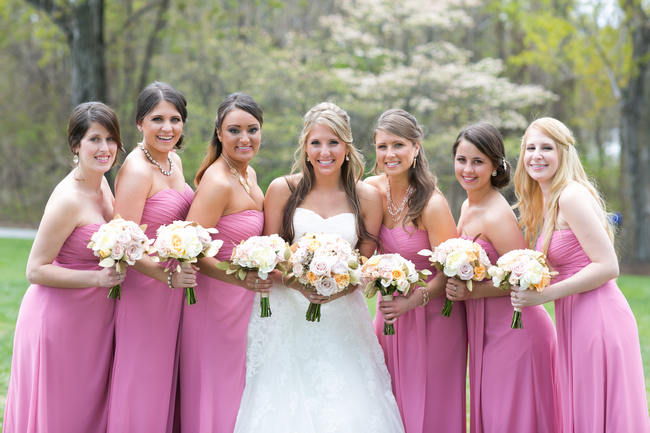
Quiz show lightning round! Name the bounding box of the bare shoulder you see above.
[558,181,594,207]
[199,162,233,192]
[356,180,381,201]
[266,174,299,198]
[364,174,384,190]
[41,176,85,228]
[423,188,452,217]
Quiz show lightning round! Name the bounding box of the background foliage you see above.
[1,0,649,263]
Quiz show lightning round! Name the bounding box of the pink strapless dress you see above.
[3,224,115,433]
[543,229,649,432]
[179,210,263,433]
[465,238,560,433]
[107,185,194,433]
[374,226,467,433]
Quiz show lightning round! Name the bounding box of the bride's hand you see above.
[268,269,284,285]
[241,270,272,294]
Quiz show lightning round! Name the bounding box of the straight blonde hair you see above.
[513,117,613,253]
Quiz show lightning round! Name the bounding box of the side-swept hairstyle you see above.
[281,102,372,246]
[135,81,187,149]
[513,117,613,253]
[194,92,263,186]
[68,101,124,168]
[374,108,436,228]
[453,122,511,189]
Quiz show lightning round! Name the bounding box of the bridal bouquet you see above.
[488,249,556,328]
[361,253,431,335]
[419,237,491,317]
[153,220,223,305]
[87,216,154,299]
[289,232,361,322]
[216,234,291,317]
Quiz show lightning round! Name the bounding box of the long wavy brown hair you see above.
[373,108,436,228]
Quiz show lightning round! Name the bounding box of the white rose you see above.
[315,277,338,296]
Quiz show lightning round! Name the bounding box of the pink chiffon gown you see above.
[3,224,115,433]
[543,229,649,432]
[107,185,194,433]
[465,238,560,433]
[178,209,263,433]
[374,226,467,433]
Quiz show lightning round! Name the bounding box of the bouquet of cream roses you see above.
[87,216,154,299]
[153,220,223,305]
[419,237,491,317]
[216,234,291,317]
[487,249,556,328]
[361,253,431,335]
[289,232,361,322]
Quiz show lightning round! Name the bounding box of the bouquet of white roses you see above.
[216,234,291,317]
[289,232,361,322]
[87,216,154,299]
[153,220,223,305]
[361,253,431,335]
[487,249,556,328]
[419,237,491,317]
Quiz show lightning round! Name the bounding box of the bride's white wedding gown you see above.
[234,208,405,433]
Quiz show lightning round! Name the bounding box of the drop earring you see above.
[345,154,350,161]
[73,153,79,164]
[491,169,497,177]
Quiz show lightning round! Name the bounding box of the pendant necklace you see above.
[140,144,173,176]
[223,156,252,195]
[386,177,413,224]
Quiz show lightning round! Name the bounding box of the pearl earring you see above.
[73,154,79,164]
[491,169,497,177]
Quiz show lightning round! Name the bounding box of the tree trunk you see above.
[619,5,650,263]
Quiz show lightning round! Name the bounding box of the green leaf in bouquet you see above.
[215,261,231,271]
[237,268,247,280]
[414,280,428,288]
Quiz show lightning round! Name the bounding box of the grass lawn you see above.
[0,237,648,426]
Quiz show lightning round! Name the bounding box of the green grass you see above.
[0,237,648,426]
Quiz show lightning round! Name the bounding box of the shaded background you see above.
[1,0,649,267]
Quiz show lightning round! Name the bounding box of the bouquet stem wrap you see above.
[381,294,395,335]
[260,292,272,318]
[306,302,321,322]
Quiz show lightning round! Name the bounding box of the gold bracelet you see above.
[417,286,429,306]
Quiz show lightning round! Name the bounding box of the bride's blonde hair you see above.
[513,117,613,253]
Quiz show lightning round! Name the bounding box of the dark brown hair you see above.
[68,101,124,168]
[194,92,263,186]
[135,81,187,149]
[453,122,511,188]
[374,108,436,228]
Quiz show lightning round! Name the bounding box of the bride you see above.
[234,102,405,433]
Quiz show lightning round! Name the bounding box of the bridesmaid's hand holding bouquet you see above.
[289,232,361,322]
[87,216,154,299]
[488,249,556,328]
[216,234,291,317]
[419,237,491,317]
[153,220,223,305]
[361,253,431,335]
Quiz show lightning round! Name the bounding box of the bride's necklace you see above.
[223,156,251,195]
[140,144,173,176]
[386,177,413,224]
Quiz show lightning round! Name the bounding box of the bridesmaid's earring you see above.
[491,169,497,177]
[412,155,417,168]
[345,154,349,161]
[73,153,79,164]
[306,156,310,164]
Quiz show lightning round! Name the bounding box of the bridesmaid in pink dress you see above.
[512,117,649,432]
[107,82,196,433]
[3,102,125,433]
[365,109,465,433]
[179,93,272,433]
[446,122,560,433]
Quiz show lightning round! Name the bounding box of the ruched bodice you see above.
[214,210,264,261]
[140,185,194,238]
[53,224,102,270]
[379,225,434,273]
[540,229,592,280]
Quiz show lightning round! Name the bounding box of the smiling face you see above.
[75,122,118,174]
[305,123,348,176]
[523,127,560,187]
[137,100,183,153]
[454,138,495,193]
[374,129,419,177]
[217,108,261,164]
